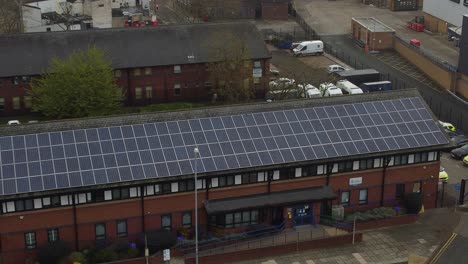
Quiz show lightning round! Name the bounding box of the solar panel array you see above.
[0,97,448,196]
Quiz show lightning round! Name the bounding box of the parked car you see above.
[439,121,456,132]
[444,135,468,152]
[292,41,324,56]
[269,78,295,89]
[269,69,280,77]
[320,83,343,97]
[444,129,460,139]
[451,144,468,159]
[297,84,321,98]
[439,167,449,183]
[464,156,468,167]
[7,120,20,125]
[336,80,363,94]
[328,65,348,74]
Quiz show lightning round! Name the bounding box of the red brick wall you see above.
[0,59,270,117]
[0,162,438,263]
[262,2,289,20]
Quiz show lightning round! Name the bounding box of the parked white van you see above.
[320,83,343,97]
[292,41,324,56]
[297,84,321,98]
[336,80,363,94]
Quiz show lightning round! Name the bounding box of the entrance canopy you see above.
[204,186,336,214]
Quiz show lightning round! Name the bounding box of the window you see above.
[15,200,25,211]
[359,189,368,205]
[145,86,152,99]
[174,65,181,73]
[279,168,295,180]
[25,232,36,249]
[359,159,374,170]
[413,182,421,193]
[22,76,31,84]
[338,161,353,172]
[254,61,261,68]
[234,212,242,227]
[421,152,428,162]
[205,82,213,91]
[47,228,59,242]
[133,68,141,76]
[135,87,143,100]
[24,96,32,109]
[114,70,122,78]
[144,67,152,75]
[340,191,350,206]
[222,210,259,228]
[302,165,317,177]
[395,183,405,199]
[174,84,181,96]
[117,220,127,237]
[225,213,233,228]
[162,214,172,230]
[242,173,257,184]
[162,183,171,194]
[12,97,20,110]
[95,223,106,240]
[414,153,421,163]
[0,98,4,111]
[182,212,192,228]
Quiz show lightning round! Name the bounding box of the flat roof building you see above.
[0,89,449,263]
[351,17,396,51]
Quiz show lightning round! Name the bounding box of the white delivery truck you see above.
[336,80,364,94]
[319,83,343,97]
[292,41,324,56]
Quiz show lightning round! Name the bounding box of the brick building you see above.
[0,89,450,263]
[0,22,271,117]
[351,17,395,51]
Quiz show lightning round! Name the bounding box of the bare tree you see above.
[206,32,254,103]
[0,0,23,33]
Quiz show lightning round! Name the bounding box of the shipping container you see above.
[335,69,380,86]
[359,81,393,93]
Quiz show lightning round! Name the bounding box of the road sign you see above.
[163,249,170,261]
[454,183,461,191]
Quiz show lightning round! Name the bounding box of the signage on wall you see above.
[253,68,262,78]
[349,177,363,186]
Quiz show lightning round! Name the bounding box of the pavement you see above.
[233,208,459,264]
[294,0,459,67]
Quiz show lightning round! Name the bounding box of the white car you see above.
[297,84,321,98]
[7,120,21,125]
[328,64,348,74]
[320,83,343,97]
[269,78,295,89]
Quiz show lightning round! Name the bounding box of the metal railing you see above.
[180,221,286,255]
[394,35,458,72]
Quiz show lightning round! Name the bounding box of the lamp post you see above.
[193,147,200,264]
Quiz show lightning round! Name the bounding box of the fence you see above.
[394,35,458,73]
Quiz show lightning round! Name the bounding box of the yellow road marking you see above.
[429,232,457,264]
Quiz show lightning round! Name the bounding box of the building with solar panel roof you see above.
[0,89,451,263]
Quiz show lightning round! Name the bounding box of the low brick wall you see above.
[185,233,363,264]
[355,214,418,231]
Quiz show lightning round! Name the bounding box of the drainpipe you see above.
[72,193,79,251]
[380,157,392,207]
[140,185,146,234]
[267,172,272,194]
[326,163,334,186]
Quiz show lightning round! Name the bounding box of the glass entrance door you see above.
[292,204,313,226]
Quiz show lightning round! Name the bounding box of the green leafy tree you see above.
[30,47,123,118]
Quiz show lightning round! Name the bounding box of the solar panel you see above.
[0,97,450,196]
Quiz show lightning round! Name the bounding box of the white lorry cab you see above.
[336,80,363,94]
[320,83,343,97]
[292,41,324,56]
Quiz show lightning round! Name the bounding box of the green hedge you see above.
[344,207,398,222]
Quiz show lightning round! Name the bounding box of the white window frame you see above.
[196,179,205,189]
[6,201,15,212]
[211,177,219,188]
[104,190,112,201]
[352,161,360,171]
[78,193,87,204]
[374,158,382,168]
[145,185,154,196]
[295,168,302,178]
[129,187,139,197]
[254,61,261,68]
[234,175,242,185]
[332,163,338,173]
[408,154,415,164]
[171,182,179,193]
[273,170,280,180]
[388,156,394,166]
[60,195,70,206]
[42,197,51,206]
[257,172,266,182]
[317,165,325,175]
[174,65,181,73]
[428,152,435,161]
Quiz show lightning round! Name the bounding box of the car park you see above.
[439,167,449,183]
[451,144,468,159]
[269,78,295,89]
[320,83,343,97]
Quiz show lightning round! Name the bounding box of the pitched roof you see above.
[0,22,271,78]
[0,89,451,199]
